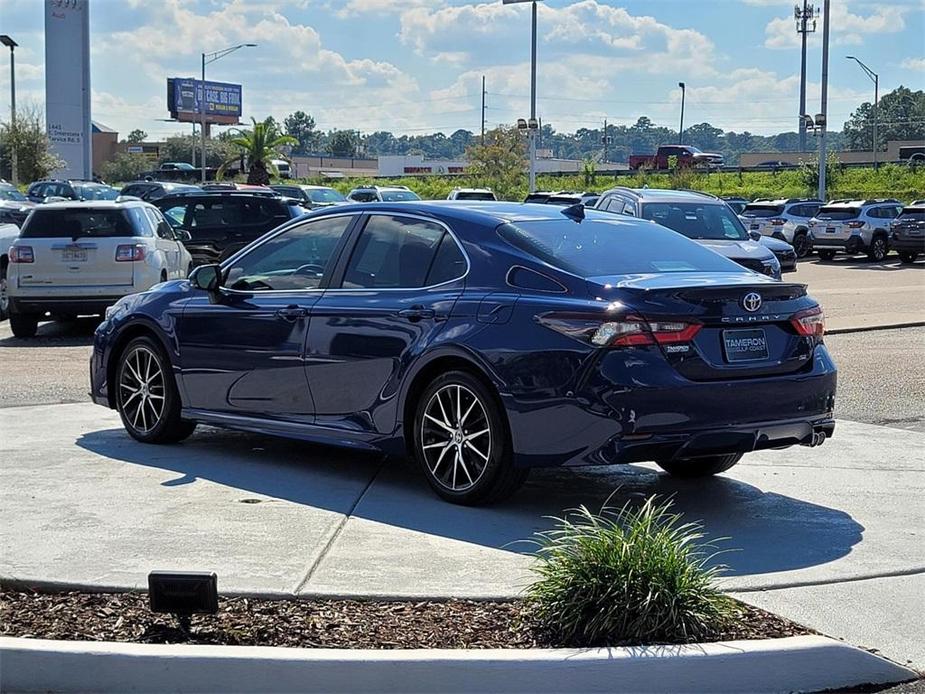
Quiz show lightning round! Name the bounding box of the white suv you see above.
[7,200,192,338]
[740,198,821,258]
[346,185,421,202]
[808,198,903,262]
[446,187,496,201]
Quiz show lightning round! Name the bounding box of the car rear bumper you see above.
[9,295,125,316]
[810,235,866,253]
[890,236,925,252]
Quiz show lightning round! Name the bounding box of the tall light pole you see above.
[503,0,542,192]
[795,2,818,152]
[678,82,686,144]
[1,35,18,185]
[847,55,879,168]
[200,43,256,182]
[817,0,830,201]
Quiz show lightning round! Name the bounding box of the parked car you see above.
[545,192,600,207]
[447,188,497,201]
[808,198,903,261]
[152,191,308,266]
[721,196,749,216]
[890,200,925,264]
[270,184,348,208]
[757,235,797,273]
[270,159,292,179]
[26,179,120,204]
[0,221,21,320]
[595,188,782,279]
[346,185,421,203]
[200,182,275,193]
[6,200,192,337]
[740,198,821,258]
[118,181,201,202]
[629,145,724,171]
[89,201,836,504]
[0,181,37,227]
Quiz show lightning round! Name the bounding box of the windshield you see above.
[380,190,421,202]
[497,217,740,277]
[640,201,748,240]
[898,209,925,220]
[74,184,119,201]
[307,188,347,203]
[0,186,27,202]
[742,204,784,218]
[816,207,860,221]
[20,208,140,238]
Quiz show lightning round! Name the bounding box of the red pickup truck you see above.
[629,145,725,171]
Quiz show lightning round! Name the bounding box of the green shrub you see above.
[523,495,734,646]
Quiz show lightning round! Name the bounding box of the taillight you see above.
[9,245,34,263]
[538,313,701,348]
[791,307,825,337]
[115,244,145,262]
[846,221,865,229]
[770,218,786,226]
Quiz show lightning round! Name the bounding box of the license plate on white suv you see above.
[62,246,88,262]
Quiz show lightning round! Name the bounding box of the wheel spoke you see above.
[460,398,477,426]
[122,388,142,408]
[435,391,452,429]
[456,386,462,427]
[457,449,474,484]
[465,440,489,462]
[424,412,454,433]
[431,443,452,475]
[465,428,490,440]
[423,441,450,450]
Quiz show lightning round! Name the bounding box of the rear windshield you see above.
[380,190,420,202]
[524,194,551,203]
[742,204,785,217]
[73,184,120,201]
[639,201,748,241]
[547,196,582,206]
[816,207,860,220]
[898,209,925,220]
[454,192,496,201]
[20,208,143,238]
[307,188,347,203]
[497,217,740,277]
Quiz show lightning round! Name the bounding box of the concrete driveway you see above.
[1,403,922,669]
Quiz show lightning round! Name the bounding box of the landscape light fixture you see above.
[148,571,218,632]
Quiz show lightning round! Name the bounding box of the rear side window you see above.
[20,208,139,238]
[816,207,860,220]
[341,215,450,289]
[497,217,740,278]
[742,205,785,217]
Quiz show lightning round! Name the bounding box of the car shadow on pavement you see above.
[0,317,99,347]
[809,257,924,271]
[76,426,864,579]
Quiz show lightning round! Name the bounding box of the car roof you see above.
[600,187,722,204]
[748,198,821,205]
[822,198,901,207]
[272,184,335,191]
[37,199,150,210]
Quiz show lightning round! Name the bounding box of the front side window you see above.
[224,215,354,292]
[640,202,747,240]
[341,215,453,289]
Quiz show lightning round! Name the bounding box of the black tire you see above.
[115,335,196,444]
[412,369,527,505]
[9,311,38,338]
[656,453,744,478]
[898,252,919,264]
[817,250,836,261]
[867,234,888,262]
[0,264,8,321]
[792,231,810,259]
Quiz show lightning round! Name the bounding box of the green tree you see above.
[465,125,526,199]
[283,111,317,153]
[842,86,925,152]
[329,130,356,157]
[218,117,298,184]
[99,152,151,183]
[124,129,148,144]
[0,106,64,182]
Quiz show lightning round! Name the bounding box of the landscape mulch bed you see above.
[1,589,813,650]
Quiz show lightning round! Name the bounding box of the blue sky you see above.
[2,0,923,140]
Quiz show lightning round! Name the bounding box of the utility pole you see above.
[847,56,879,168]
[817,0,830,202]
[678,82,686,144]
[529,0,537,193]
[602,118,608,164]
[200,43,256,182]
[795,2,817,153]
[480,75,486,145]
[1,36,18,185]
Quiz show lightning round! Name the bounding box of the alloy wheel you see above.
[871,238,887,261]
[420,384,491,492]
[119,346,166,434]
[793,233,809,258]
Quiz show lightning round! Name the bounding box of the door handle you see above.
[397,306,436,322]
[276,306,308,321]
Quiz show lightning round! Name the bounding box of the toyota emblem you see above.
[742,292,762,312]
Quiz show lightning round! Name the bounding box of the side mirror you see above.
[189,264,222,291]
[176,229,192,242]
[749,230,762,242]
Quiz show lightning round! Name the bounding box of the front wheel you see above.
[0,266,8,321]
[898,252,919,264]
[817,250,836,261]
[792,231,810,259]
[413,370,527,505]
[867,235,888,262]
[116,336,196,444]
[656,453,744,478]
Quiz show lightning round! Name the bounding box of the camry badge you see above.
[742,292,762,312]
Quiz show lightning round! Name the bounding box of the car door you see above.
[305,213,468,435]
[175,213,358,422]
[145,207,182,278]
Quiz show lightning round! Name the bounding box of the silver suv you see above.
[808,198,903,262]
[740,198,821,258]
[346,185,421,203]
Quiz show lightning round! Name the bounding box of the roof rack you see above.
[863,198,901,205]
[910,199,925,206]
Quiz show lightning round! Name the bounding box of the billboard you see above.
[45,0,92,179]
[167,78,242,124]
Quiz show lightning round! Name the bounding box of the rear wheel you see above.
[413,370,527,505]
[0,264,8,321]
[9,311,38,338]
[792,231,810,259]
[898,252,919,264]
[656,453,744,478]
[817,250,836,261]
[867,235,888,262]
[116,336,196,444]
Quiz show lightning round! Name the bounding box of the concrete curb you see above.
[827,320,925,335]
[0,635,917,694]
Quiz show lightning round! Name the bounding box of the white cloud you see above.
[900,57,925,71]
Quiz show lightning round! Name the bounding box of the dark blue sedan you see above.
[90,202,836,504]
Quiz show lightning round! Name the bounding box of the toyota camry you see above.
[90,201,837,505]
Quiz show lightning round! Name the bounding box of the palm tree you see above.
[218,117,297,184]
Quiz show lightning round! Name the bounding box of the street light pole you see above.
[678,82,686,145]
[847,56,879,168]
[200,43,256,183]
[529,0,537,193]
[817,0,830,201]
[1,35,18,185]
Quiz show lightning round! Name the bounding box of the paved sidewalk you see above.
[1,403,922,668]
